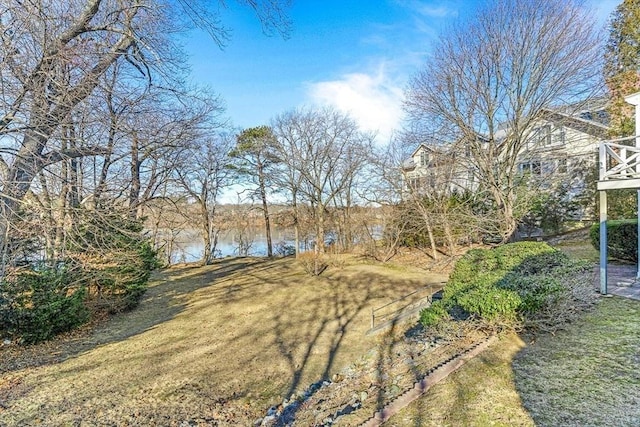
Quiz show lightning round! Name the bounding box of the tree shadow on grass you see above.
[511,297,640,427]
[0,258,444,426]
[0,257,273,374]
[265,268,438,424]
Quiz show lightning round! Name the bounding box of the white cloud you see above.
[307,67,405,144]
[396,0,459,18]
[416,4,456,18]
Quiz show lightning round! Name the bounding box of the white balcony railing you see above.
[598,136,640,190]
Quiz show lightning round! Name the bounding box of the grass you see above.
[388,239,640,427]
[389,333,535,427]
[554,240,599,262]
[2,240,638,426]
[389,297,640,427]
[0,256,446,426]
[513,297,640,427]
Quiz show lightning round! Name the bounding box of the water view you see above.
[168,227,301,263]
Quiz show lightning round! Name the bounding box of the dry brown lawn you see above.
[388,332,535,427]
[0,256,445,426]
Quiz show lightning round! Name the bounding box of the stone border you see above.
[360,335,498,426]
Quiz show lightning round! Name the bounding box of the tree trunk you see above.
[315,203,325,255]
[292,191,300,258]
[129,134,141,219]
[257,161,273,257]
[492,186,518,243]
[201,201,212,266]
[416,207,438,261]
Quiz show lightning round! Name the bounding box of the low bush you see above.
[590,219,638,262]
[0,266,89,344]
[420,241,595,331]
[498,275,563,314]
[455,287,521,323]
[1,212,160,344]
[297,252,328,276]
[419,300,449,327]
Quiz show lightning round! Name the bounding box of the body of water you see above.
[167,227,300,263]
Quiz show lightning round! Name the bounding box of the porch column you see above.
[599,190,608,295]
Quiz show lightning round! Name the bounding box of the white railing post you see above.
[599,143,606,182]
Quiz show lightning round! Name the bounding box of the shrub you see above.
[510,251,570,275]
[443,271,506,307]
[590,219,638,262]
[0,267,89,344]
[0,210,159,343]
[68,213,159,313]
[498,275,564,314]
[297,252,328,276]
[419,301,449,327]
[456,287,521,323]
[447,242,557,287]
[420,241,594,331]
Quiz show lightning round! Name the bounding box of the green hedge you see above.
[1,213,159,344]
[419,300,449,326]
[420,241,590,328]
[590,219,637,262]
[0,267,89,344]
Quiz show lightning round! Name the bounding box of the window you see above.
[534,125,552,146]
[558,157,568,173]
[580,111,593,121]
[520,161,541,175]
[552,127,565,145]
[531,161,541,174]
[419,150,428,166]
[408,178,419,190]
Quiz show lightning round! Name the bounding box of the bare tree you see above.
[174,134,234,265]
[404,0,603,241]
[0,0,290,270]
[330,136,373,252]
[270,118,305,257]
[271,107,373,256]
[361,140,410,262]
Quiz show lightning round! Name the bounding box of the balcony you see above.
[597,136,640,190]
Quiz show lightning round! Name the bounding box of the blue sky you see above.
[185,0,620,144]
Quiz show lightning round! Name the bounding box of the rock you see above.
[253,418,263,426]
[388,384,401,397]
[360,391,368,402]
[261,414,276,426]
[331,373,343,383]
[267,406,277,416]
[2,339,10,346]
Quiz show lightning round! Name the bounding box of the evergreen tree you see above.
[231,126,278,257]
[605,0,640,137]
